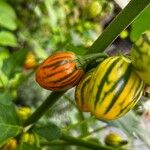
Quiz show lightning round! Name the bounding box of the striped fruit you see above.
[88,56,144,120]
[35,51,84,91]
[75,69,94,112]
[131,31,150,84]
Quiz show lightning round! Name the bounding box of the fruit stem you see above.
[60,134,126,150]
[24,91,66,127]
[77,52,108,70]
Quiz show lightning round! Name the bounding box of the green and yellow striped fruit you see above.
[75,70,94,112]
[88,56,144,120]
[131,31,150,84]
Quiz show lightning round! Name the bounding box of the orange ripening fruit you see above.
[2,139,17,150]
[35,51,84,91]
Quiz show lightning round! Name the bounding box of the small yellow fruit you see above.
[87,1,102,18]
[17,107,32,121]
[120,30,129,39]
[105,133,128,147]
[24,52,37,70]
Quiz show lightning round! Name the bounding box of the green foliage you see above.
[130,5,150,41]
[0,92,21,147]
[2,49,28,78]
[33,123,62,141]
[17,143,40,150]
[0,0,17,30]
[0,48,10,60]
[0,31,17,47]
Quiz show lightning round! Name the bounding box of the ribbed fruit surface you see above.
[88,56,144,120]
[75,69,94,112]
[35,51,84,91]
[131,31,150,84]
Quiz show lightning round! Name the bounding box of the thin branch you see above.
[60,134,126,150]
[24,91,66,126]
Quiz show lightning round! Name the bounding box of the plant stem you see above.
[80,125,108,139]
[60,134,125,150]
[88,0,150,54]
[63,95,89,135]
[24,91,66,126]
[77,52,108,69]
[63,116,95,131]
[41,140,70,146]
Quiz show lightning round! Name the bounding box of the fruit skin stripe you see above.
[62,71,83,87]
[47,73,83,90]
[133,44,148,56]
[80,76,91,109]
[96,62,129,111]
[113,74,139,117]
[142,34,150,45]
[103,64,132,115]
[119,87,143,117]
[88,57,113,95]
[118,81,144,117]
[42,59,71,69]
[45,64,76,81]
[94,58,120,108]
[45,70,67,79]
[48,69,77,83]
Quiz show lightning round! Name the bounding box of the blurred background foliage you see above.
[0,0,150,150]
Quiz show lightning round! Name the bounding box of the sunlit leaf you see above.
[0,1,17,30]
[0,31,17,47]
[130,5,150,41]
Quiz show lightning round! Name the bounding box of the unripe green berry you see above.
[105,133,128,147]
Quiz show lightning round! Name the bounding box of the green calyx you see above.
[76,52,108,71]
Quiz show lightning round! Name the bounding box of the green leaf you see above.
[0,48,10,61]
[130,5,150,41]
[0,31,17,47]
[0,1,17,30]
[33,123,62,141]
[17,143,40,150]
[88,0,150,53]
[0,92,21,147]
[2,49,28,79]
